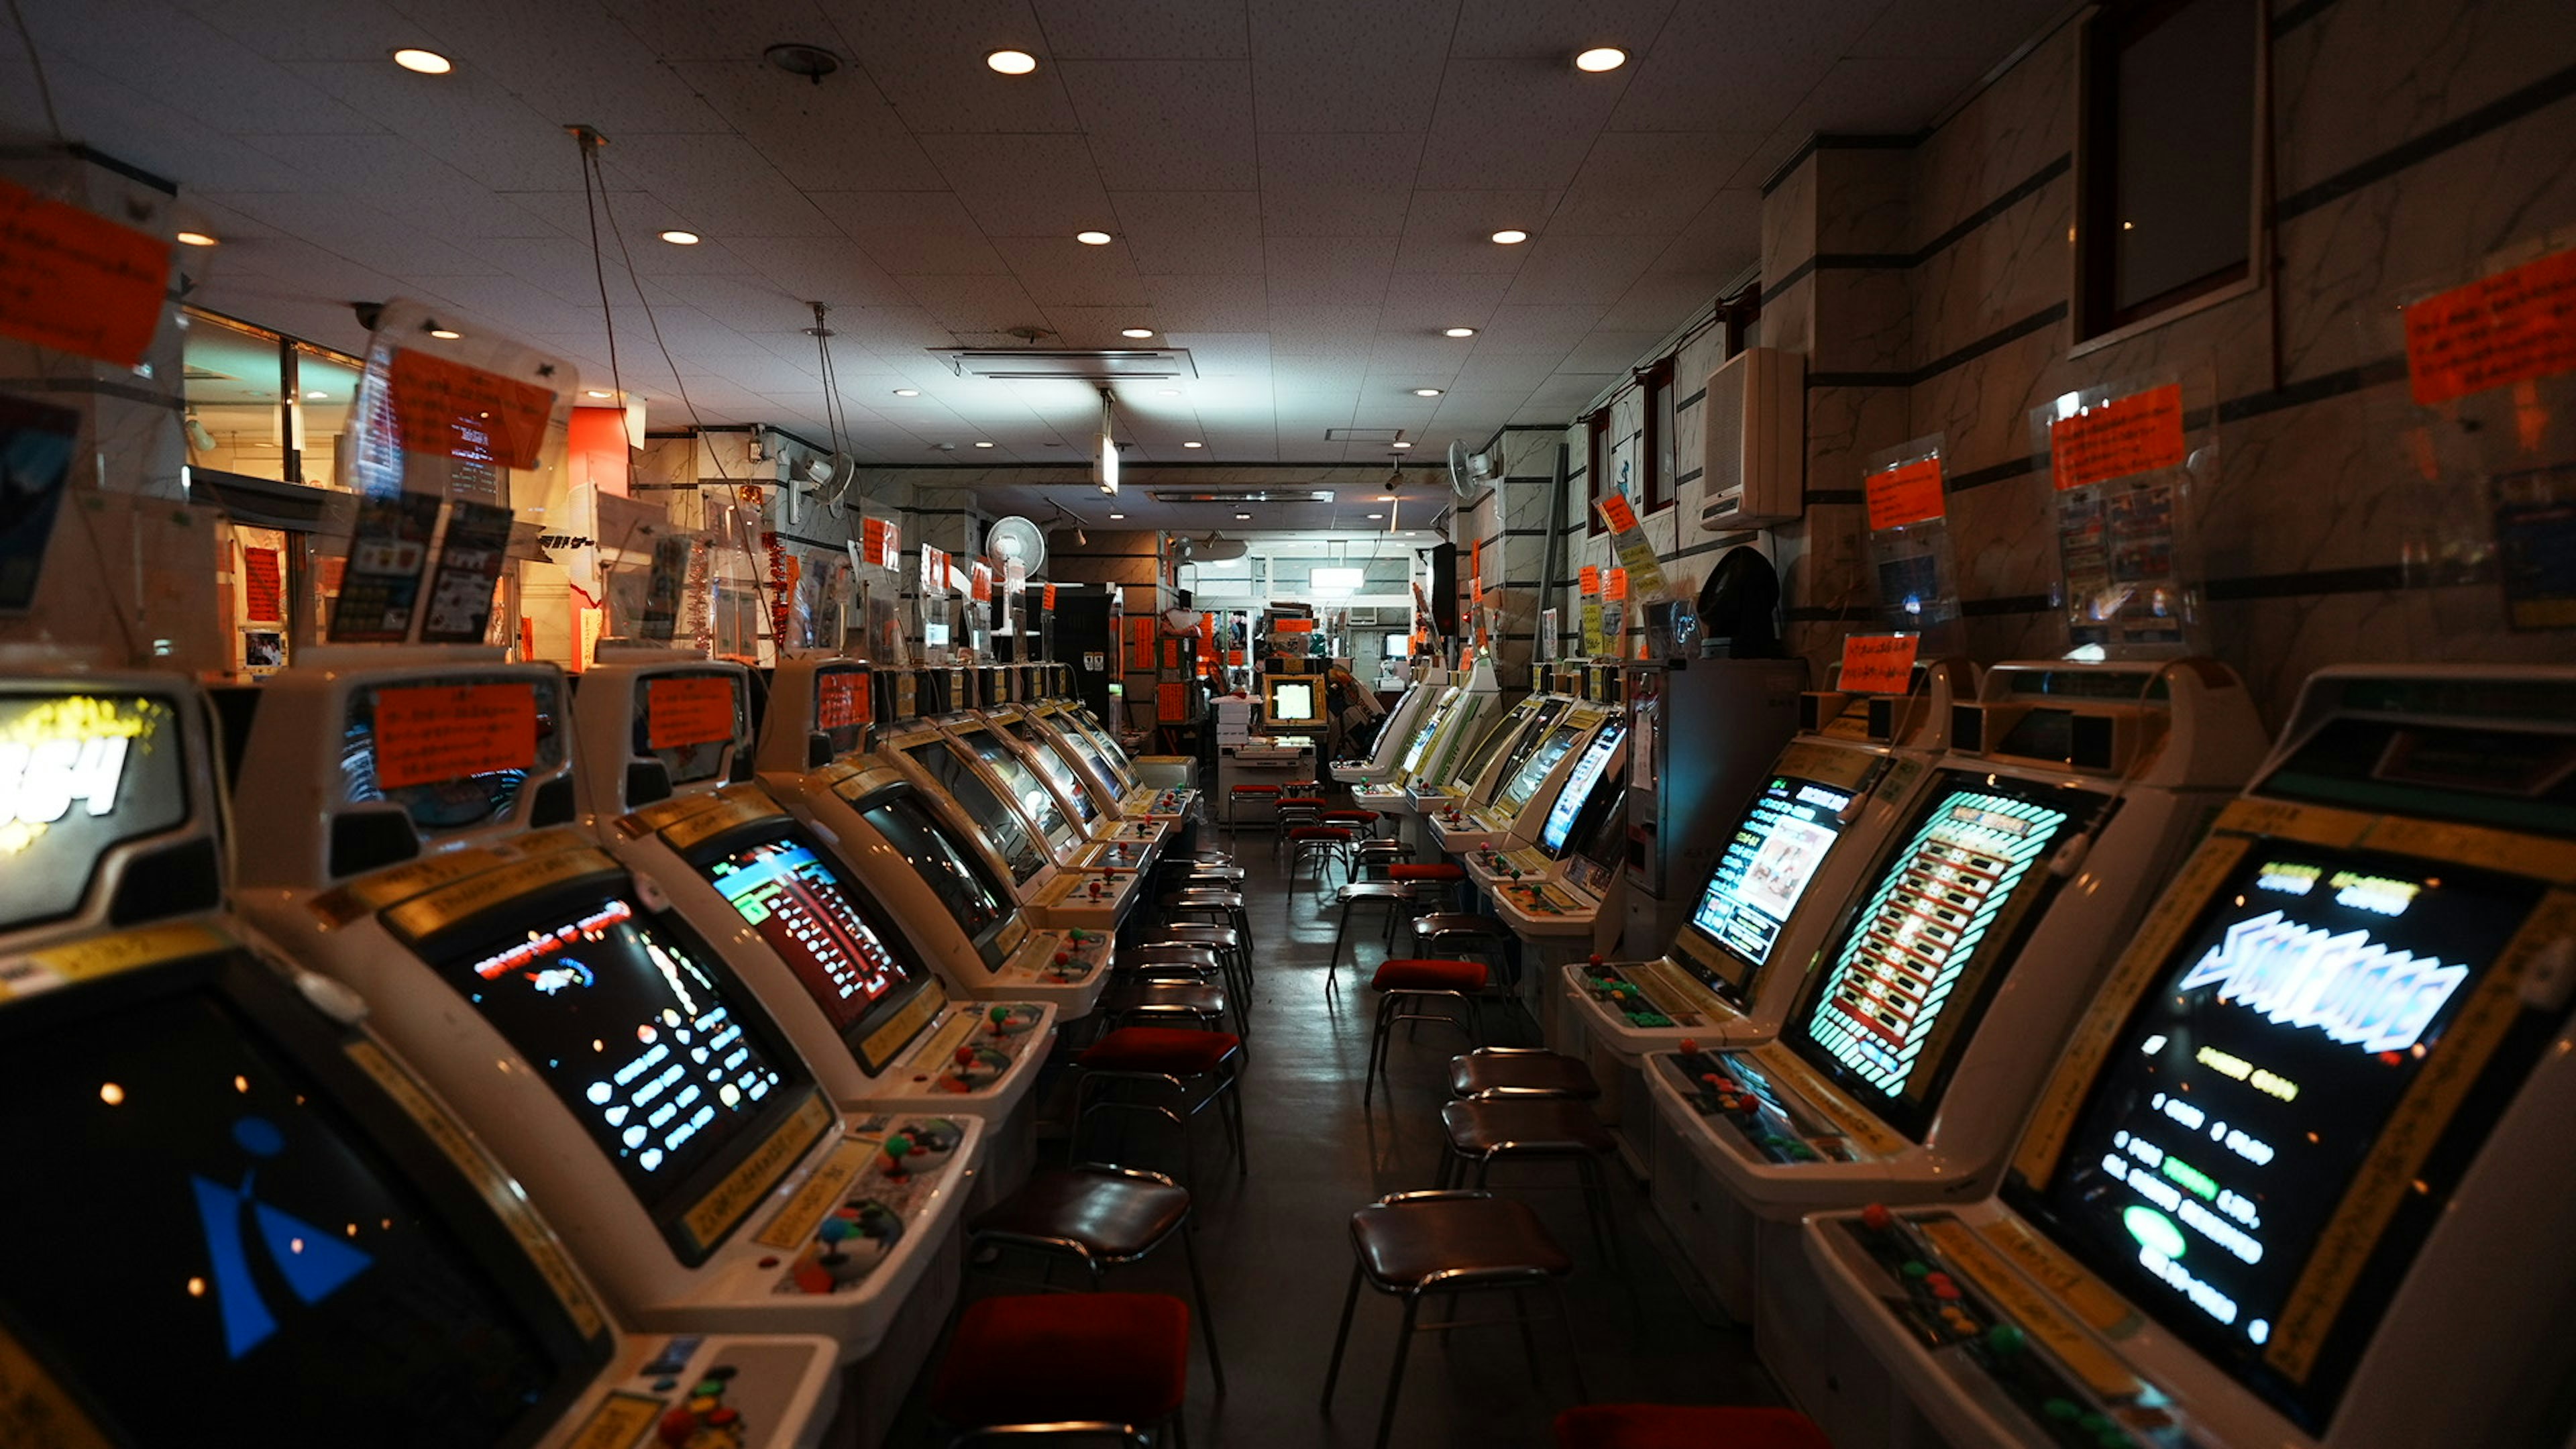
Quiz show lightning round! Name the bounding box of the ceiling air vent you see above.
[1146,490,1334,504]
[1325,427,1405,443]
[934,349,1197,380]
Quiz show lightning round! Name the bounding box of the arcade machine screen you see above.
[950,725,1077,854]
[1397,692,1456,776]
[855,787,1018,971]
[427,890,802,1215]
[1561,759,1632,896]
[701,832,934,1072]
[1444,706,1529,791]
[0,976,583,1447]
[1495,720,1582,818]
[905,740,1049,885]
[1541,724,1625,857]
[1044,716,1124,792]
[340,676,567,834]
[2019,847,2546,1428]
[1003,720,1103,825]
[1265,678,1321,728]
[1061,709,1132,773]
[1782,771,2090,1138]
[1677,772,1859,1004]
[0,691,190,932]
[631,672,747,785]
[1487,700,1570,798]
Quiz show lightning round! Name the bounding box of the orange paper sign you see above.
[388,350,557,472]
[2403,247,2576,405]
[2049,384,2186,490]
[969,561,994,603]
[861,516,898,568]
[1866,457,1946,530]
[1599,494,1640,533]
[816,670,869,730]
[1043,584,1057,610]
[0,177,171,366]
[647,676,736,750]
[1579,566,1601,596]
[373,682,538,790]
[1839,633,1921,694]
[1274,617,1316,632]
[1157,680,1189,722]
[241,546,283,623]
[1604,568,1629,600]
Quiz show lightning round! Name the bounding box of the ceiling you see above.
[7,0,2061,465]
[924,462,1463,535]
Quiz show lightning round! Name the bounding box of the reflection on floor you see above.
[892,848,1784,1446]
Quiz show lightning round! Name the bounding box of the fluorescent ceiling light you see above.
[586,389,613,399]
[659,229,700,245]
[986,49,1038,74]
[1574,46,1627,72]
[892,388,918,396]
[1120,327,1154,339]
[1442,326,1475,337]
[1389,443,1412,450]
[1367,513,1384,519]
[1183,441,1202,448]
[427,327,461,339]
[303,390,328,400]
[1108,512,1125,519]
[1076,230,1114,245]
[974,441,994,447]
[392,48,451,74]
[1234,513,1250,520]
[1490,229,1528,244]
[1413,388,1443,397]
[174,230,218,247]
[1312,567,1364,593]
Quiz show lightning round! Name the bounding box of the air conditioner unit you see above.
[1697,346,1803,531]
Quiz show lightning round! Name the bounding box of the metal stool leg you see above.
[1180,1222,1226,1393]
[1321,1262,1366,1406]
[1373,1296,1421,1449]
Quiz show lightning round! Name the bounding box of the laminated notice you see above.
[2403,246,2576,405]
[1599,494,1639,533]
[1866,457,1946,530]
[388,350,555,472]
[1579,566,1601,596]
[1604,568,1629,600]
[817,670,869,730]
[1838,633,1919,694]
[2049,384,2186,491]
[647,676,735,750]
[0,177,170,367]
[375,682,538,790]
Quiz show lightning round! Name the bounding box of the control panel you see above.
[761,1116,971,1299]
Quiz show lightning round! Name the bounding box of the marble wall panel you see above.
[2271,0,2576,199]
[1815,148,1913,254]
[1905,174,2072,365]
[1910,23,2078,249]
[1763,158,1819,280]
[2193,378,2422,584]
[1760,273,1817,357]
[1805,383,1915,500]
[1904,323,2067,476]
[1946,472,2062,604]
[1811,268,1915,374]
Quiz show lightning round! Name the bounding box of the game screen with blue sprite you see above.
[2027,845,2542,1428]
[1682,773,1856,999]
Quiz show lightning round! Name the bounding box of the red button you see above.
[1861,1203,1892,1232]
[659,1407,703,1444]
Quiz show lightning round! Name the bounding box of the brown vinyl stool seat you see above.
[1327,882,1417,987]
[1105,979,1232,1035]
[1449,1047,1601,1100]
[1436,1098,1622,1267]
[1073,1028,1247,1181]
[1136,922,1250,983]
[968,1165,1226,1393]
[1553,1405,1833,1449]
[1322,1190,1586,1449]
[930,1292,1191,1442]
[1287,826,1357,894]
[1362,959,1487,1104]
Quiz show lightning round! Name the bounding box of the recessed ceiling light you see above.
[303,390,328,400]
[893,388,919,396]
[174,230,218,247]
[1120,327,1155,339]
[1075,229,1114,246]
[986,49,1038,74]
[1183,441,1203,448]
[1442,326,1476,337]
[658,229,700,245]
[1367,512,1384,519]
[1413,388,1444,397]
[1234,513,1251,521]
[1378,494,1398,501]
[974,441,995,448]
[427,327,461,339]
[1574,46,1628,72]
[1158,388,1180,396]
[391,48,451,74]
[1108,512,1125,519]
[1389,442,1413,450]
[1490,229,1529,245]
[585,389,613,399]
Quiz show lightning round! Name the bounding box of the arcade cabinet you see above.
[1646,659,2268,1445]
[1468,718,1636,1028]
[229,650,982,1448]
[1430,691,1619,855]
[1805,664,2576,1449]
[0,668,838,1449]
[1331,672,1438,784]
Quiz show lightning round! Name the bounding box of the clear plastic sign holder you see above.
[2030,369,2215,659]
[1860,433,1964,657]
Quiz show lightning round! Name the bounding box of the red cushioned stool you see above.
[1073,1027,1247,1182]
[1363,959,1487,1104]
[1224,782,1279,835]
[1287,826,1356,898]
[967,1165,1226,1395]
[1386,861,1467,913]
[929,1292,1191,1444]
[1553,1404,1831,1449]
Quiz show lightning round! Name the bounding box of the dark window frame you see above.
[1639,359,1677,515]
[1584,409,1609,536]
[2074,0,2268,343]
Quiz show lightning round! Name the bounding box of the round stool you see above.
[929,1292,1191,1443]
[1449,1046,1601,1100]
[967,1165,1226,1393]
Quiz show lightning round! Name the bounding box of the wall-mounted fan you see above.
[987,515,1048,574]
[1189,531,1248,562]
[1446,439,1499,498]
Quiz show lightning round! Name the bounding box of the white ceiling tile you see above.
[381,0,735,135]
[820,0,1085,133]
[1448,0,1679,58]
[1560,327,1668,372]
[897,272,1046,335]
[666,60,949,191]
[1256,132,1421,237]
[1605,0,1880,133]
[807,191,1012,274]
[596,133,840,237]
[1263,235,1397,306]
[1416,60,1624,191]
[1142,274,1271,330]
[1110,192,1265,275]
[1035,305,1166,347]
[27,0,386,135]
[274,60,577,193]
[1650,190,1762,276]
[1595,271,1723,332]
[1059,61,1258,190]
[1471,303,1608,354]
[1029,0,1250,58]
[602,0,842,60]
[1449,352,1566,389]
[1772,54,1974,137]
[1376,272,1516,330]
[717,235,918,309]
[1851,0,2067,60]
[1246,0,1458,133]
[1548,131,1762,235]
[918,133,1116,237]
[991,236,1153,308]
[1392,191,1551,274]
[1499,232,1666,305]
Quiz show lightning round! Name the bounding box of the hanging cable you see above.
[570,127,628,416]
[5,0,64,144]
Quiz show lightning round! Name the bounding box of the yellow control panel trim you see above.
[564,1393,667,1449]
[382,847,625,944]
[1743,1041,1908,1157]
[1921,1217,2141,1399]
[312,846,504,924]
[679,1090,835,1256]
[754,1138,875,1251]
[0,1318,111,1449]
[660,792,787,854]
[0,922,230,1001]
[860,981,948,1069]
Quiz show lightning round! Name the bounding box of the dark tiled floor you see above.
[897,839,1782,1446]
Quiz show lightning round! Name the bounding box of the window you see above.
[1585,410,1609,535]
[2077,0,2261,337]
[182,311,288,483]
[1642,360,1676,512]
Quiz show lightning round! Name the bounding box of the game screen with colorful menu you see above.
[434,893,798,1209]
[1784,771,2087,1138]
[1541,724,1623,856]
[703,833,930,1068]
[2023,847,2544,1428]
[0,983,576,1447]
[1678,773,1858,1003]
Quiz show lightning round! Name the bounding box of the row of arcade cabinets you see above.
[0,649,1163,1449]
[1523,655,2576,1449]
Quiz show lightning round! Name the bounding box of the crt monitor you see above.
[1779,769,2093,1140]
[904,738,1049,885]
[1672,768,1862,1007]
[1263,676,1324,730]
[338,674,570,838]
[849,783,1019,973]
[1541,723,1625,857]
[2011,845,2548,1431]
[415,879,817,1260]
[1001,719,1102,825]
[0,689,197,932]
[1493,720,1582,818]
[692,822,937,1075]
[0,948,602,1448]
[949,724,1077,855]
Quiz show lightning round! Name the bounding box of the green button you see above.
[1984,1324,2025,1355]
[694,1379,727,1399]
[2042,1397,2080,1421]
[1900,1260,1929,1279]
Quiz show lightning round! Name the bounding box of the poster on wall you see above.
[328,491,443,642]
[2035,378,2206,657]
[239,545,284,623]
[0,394,78,614]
